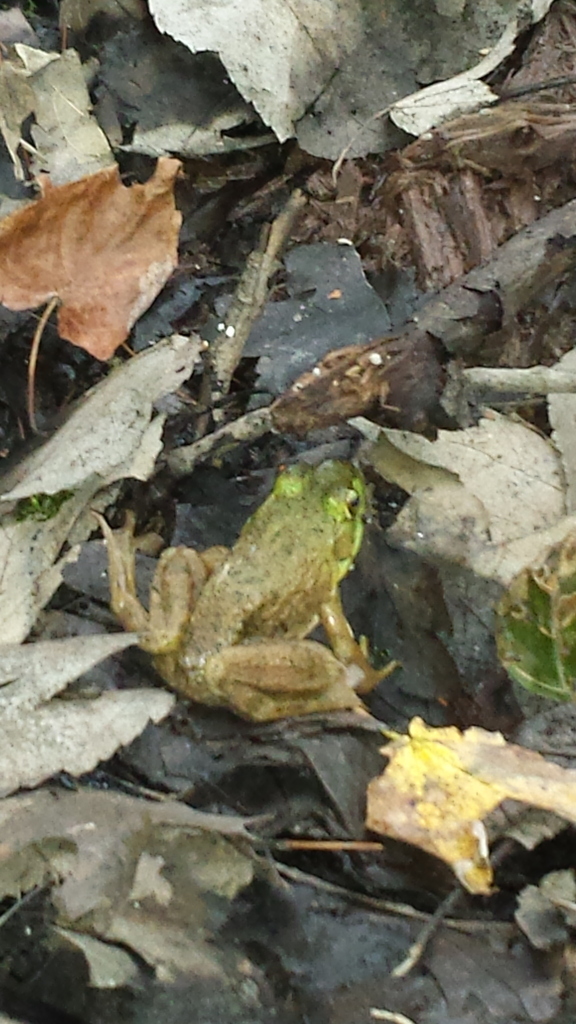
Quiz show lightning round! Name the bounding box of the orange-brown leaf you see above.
[0,158,182,359]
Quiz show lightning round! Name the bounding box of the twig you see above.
[208,189,306,418]
[332,104,393,182]
[370,1011,416,1024]
[0,886,42,929]
[499,74,576,100]
[273,839,384,852]
[167,406,274,477]
[333,72,576,185]
[275,862,513,935]
[462,364,576,395]
[27,295,59,433]
[391,887,463,977]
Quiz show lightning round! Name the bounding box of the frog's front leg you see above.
[98,513,211,655]
[320,592,398,695]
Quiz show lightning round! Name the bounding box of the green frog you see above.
[100,461,391,721]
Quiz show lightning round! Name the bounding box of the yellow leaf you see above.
[366,717,576,894]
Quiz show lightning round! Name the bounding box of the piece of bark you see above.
[416,197,576,357]
[271,197,576,437]
[376,100,576,290]
[271,329,445,437]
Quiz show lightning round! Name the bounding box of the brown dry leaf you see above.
[0,158,182,359]
[366,717,576,895]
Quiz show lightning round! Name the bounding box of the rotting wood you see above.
[271,198,576,436]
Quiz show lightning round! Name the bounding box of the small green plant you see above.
[15,489,74,523]
[496,531,576,701]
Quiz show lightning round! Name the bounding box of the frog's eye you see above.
[327,487,363,523]
[345,488,361,509]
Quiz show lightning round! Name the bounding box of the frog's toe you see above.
[97,511,150,633]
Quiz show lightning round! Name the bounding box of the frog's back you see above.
[189,509,335,654]
[184,460,363,658]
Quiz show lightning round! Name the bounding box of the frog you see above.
[99,460,393,721]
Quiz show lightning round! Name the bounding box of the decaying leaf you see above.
[0,158,182,359]
[379,413,563,544]
[0,50,35,180]
[54,928,139,989]
[0,633,175,796]
[360,409,576,713]
[0,335,200,644]
[0,334,200,503]
[367,717,576,894]
[496,529,576,701]
[0,788,254,983]
[516,870,576,950]
[389,7,552,136]
[0,631,135,705]
[148,0,362,143]
[60,0,146,32]
[111,21,259,160]
[365,411,566,584]
[0,44,112,184]
[15,45,114,183]
[391,3,551,136]
[0,483,111,646]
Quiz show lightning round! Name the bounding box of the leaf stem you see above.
[27,295,59,433]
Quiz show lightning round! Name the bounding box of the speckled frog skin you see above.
[101,461,387,720]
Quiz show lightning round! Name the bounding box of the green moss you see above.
[15,490,74,522]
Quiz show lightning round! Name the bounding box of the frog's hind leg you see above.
[96,512,150,635]
[146,545,209,653]
[97,512,209,655]
[204,638,365,721]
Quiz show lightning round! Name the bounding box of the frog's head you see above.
[273,460,367,580]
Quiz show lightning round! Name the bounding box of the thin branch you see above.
[167,406,274,477]
[462,365,576,395]
[391,887,463,977]
[208,189,306,418]
[332,103,393,182]
[275,862,513,935]
[370,1011,417,1024]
